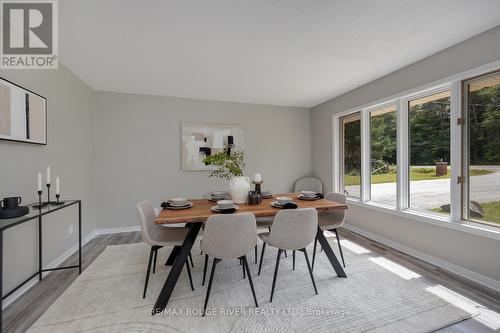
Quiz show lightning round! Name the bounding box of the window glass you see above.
[465,72,500,226]
[370,105,397,206]
[341,112,362,198]
[409,91,451,215]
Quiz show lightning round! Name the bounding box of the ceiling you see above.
[59,1,500,107]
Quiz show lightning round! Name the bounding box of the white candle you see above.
[254,173,262,182]
[56,177,60,195]
[46,166,51,184]
[37,172,42,191]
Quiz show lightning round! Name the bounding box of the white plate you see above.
[271,201,285,208]
[167,201,190,207]
[208,196,230,202]
[165,202,193,210]
[211,205,239,213]
[297,194,321,201]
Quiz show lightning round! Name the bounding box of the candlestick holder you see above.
[252,181,263,204]
[252,181,262,194]
[32,190,48,209]
[44,183,57,205]
[52,194,65,205]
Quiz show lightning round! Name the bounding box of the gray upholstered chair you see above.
[258,208,318,302]
[312,192,347,270]
[137,201,194,298]
[201,212,258,316]
[294,177,323,193]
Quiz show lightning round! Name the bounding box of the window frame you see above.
[331,59,500,239]
[339,111,363,199]
[461,69,500,227]
[367,102,398,208]
[405,87,453,215]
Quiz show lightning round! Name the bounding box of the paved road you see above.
[346,172,500,209]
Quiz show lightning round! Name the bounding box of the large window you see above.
[370,105,397,207]
[336,66,500,229]
[341,112,361,198]
[408,91,451,215]
[464,71,500,226]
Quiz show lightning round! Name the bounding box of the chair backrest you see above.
[319,192,347,229]
[137,200,161,245]
[268,208,318,250]
[294,177,323,193]
[202,212,257,260]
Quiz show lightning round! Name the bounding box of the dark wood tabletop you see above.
[155,193,347,225]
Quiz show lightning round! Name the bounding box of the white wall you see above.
[95,91,311,230]
[0,66,96,294]
[311,26,500,285]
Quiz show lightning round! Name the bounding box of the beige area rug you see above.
[28,237,476,333]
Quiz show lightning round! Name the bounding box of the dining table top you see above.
[154,192,348,225]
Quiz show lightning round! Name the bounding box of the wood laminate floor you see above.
[3,229,499,332]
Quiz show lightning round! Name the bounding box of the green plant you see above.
[203,150,245,180]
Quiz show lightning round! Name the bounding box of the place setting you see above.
[270,196,298,209]
[161,198,194,210]
[260,190,273,199]
[297,191,324,201]
[207,191,231,202]
[211,200,239,214]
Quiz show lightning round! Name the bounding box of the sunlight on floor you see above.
[369,257,421,280]
[339,239,371,254]
[426,285,500,330]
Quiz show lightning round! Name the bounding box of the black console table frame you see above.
[0,200,81,332]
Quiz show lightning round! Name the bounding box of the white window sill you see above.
[346,198,500,241]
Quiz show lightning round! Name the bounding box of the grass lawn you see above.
[344,167,493,186]
[432,201,500,225]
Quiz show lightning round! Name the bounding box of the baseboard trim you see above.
[95,225,140,235]
[2,230,97,309]
[344,224,500,293]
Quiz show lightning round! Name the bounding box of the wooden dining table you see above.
[151,193,348,314]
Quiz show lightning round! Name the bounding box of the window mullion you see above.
[361,109,371,202]
[450,81,462,221]
[397,99,409,210]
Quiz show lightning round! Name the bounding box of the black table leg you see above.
[165,245,182,266]
[1,230,3,332]
[78,201,82,274]
[38,214,42,281]
[315,227,347,278]
[153,222,202,314]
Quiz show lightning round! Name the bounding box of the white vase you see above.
[229,176,251,204]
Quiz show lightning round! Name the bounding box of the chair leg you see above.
[334,228,346,268]
[202,254,208,286]
[284,250,287,258]
[292,250,295,270]
[153,247,158,274]
[143,246,155,298]
[241,255,258,307]
[254,245,258,264]
[186,261,194,291]
[243,258,246,279]
[203,258,220,316]
[301,248,318,295]
[312,235,318,271]
[189,253,194,268]
[258,242,266,276]
[270,249,283,302]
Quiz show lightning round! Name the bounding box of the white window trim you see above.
[332,59,500,240]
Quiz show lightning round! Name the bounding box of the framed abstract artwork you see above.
[181,122,244,171]
[0,77,47,145]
